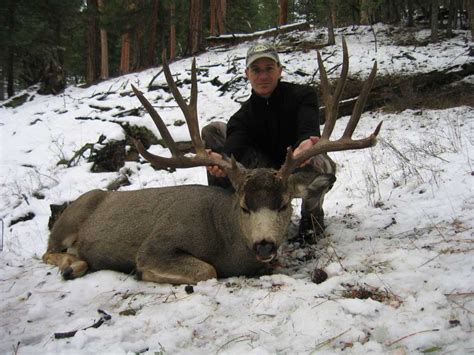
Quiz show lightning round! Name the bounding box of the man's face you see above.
[245,58,282,98]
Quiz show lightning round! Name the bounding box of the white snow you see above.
[1,25,473,354]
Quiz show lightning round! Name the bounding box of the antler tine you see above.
[132,55,235,172]
[342,61,377,139]
[131,84,181,157]
[277,38,382,181]
[132,137,231,170]
[161,52,206,156]
[319,36,349,141]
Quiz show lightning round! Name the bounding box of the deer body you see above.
[43,39,381,285]
[45,171,293,284]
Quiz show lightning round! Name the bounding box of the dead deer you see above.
[43,39,382,285]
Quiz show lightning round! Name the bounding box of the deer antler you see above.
[131,54,233,172]
[278,37,382,181]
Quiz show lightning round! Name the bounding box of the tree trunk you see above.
[360,0,370,25]
[431,0,439,42]
[132,20,145,70]
[86,0,100,84]
[147,0,158,67]
[406,0,414,27]
[6,0,16,97]
[446,0,455,36]
[216,0,226,34]
[120,33,130,74]
[6,49,14,97]
[279,0,288,26]
[327,0,335,45]
[38,60,65,95]
[468,0,474,39]
[220,0,226,30]
[210,0,217,36]
[187,0,203,55]
[98,0,109,80]
[169,0,176,61]
[391,0,401,24]
[0,66,4,100]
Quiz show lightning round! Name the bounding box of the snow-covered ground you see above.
[1,25,473,354]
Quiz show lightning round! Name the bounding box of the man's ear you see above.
[245,68,250,79]
[277,65,283,76]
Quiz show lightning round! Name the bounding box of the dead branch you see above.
[54,309,112,339]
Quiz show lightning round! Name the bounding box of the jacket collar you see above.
[250,81,284,106]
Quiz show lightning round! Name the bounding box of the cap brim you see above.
[246,54,279,68]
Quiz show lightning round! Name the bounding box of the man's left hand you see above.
[293,136,320,166]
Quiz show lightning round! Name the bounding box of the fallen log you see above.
[320,61,474,120]
[206,22,310,47]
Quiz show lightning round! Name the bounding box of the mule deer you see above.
[43,39,381,284]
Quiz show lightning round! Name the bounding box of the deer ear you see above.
[287,174,310,198]
[288,172,337,199]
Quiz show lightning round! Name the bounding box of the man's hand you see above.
[293,136,320,166]
[206,150,227,177]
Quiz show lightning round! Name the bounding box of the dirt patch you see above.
[341,283,402,306]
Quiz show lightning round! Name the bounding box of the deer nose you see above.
[253,240,277,262]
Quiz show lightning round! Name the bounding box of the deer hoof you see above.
[62,266,75,280]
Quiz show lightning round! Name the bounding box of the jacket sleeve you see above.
[294,86,321,148]
[222,109,251,161]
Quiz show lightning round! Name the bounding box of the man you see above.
[202,43,336,242]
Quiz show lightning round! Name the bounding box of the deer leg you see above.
[136,254,217,285]
[294,154,337,241]
[42,252,89,280]
[302,173,336,232]
[201,121,227,153]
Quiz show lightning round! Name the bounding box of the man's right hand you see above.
[206,150,228,177]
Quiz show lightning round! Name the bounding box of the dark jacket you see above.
[223,81,320,168]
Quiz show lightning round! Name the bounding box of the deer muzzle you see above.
[253,240,277,263]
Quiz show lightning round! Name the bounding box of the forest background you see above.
[1,0,474,101]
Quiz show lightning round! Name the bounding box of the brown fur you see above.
[43,171,310,284]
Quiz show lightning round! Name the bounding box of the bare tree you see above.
[279,0,288,26]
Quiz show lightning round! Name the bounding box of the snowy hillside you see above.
[1,24,473,354]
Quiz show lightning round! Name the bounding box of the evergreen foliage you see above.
[0,0,471,98]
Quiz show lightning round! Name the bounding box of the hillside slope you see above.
[1,24,473,354]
